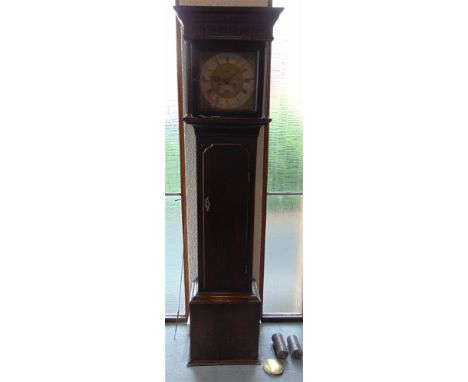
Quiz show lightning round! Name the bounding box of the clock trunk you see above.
[196,126,259,294]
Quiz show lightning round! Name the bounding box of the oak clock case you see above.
[189,41,265,117]
[174,5,283,367]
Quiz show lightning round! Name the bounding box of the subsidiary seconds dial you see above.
[199,52,256,111]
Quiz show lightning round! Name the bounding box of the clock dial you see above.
[199,52,256,111]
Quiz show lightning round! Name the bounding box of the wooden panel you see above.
[194,126,260,294]
[189,279,261,365]
[202,143,250,292]
[189,301,261,364]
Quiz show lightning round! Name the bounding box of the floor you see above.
[165,322,303,382]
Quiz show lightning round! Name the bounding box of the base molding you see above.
[188,359,260,367]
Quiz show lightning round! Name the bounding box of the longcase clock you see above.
[174,5,283,366]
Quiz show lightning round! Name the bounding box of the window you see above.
[165,2,185,317]
[165,0,303,318]
[263,0,303,315]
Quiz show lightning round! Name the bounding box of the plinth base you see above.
[188,279,261,366]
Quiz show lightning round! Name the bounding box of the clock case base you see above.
[188,278,262,366]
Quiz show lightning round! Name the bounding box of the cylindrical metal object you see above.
[287,335,303,359]
[271,333,288,359]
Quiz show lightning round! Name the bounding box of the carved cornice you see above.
[174,6,283,41]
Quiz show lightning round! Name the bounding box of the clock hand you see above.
[225,66,245,82]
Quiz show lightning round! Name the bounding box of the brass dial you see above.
[199,52,256,111]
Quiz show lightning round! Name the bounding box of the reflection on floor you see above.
[165,322,303,382]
